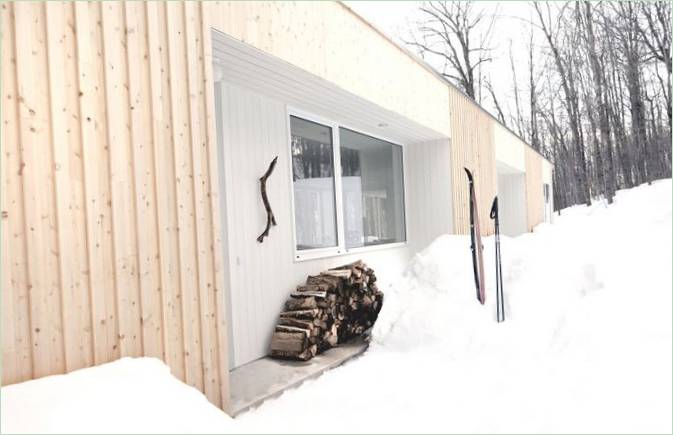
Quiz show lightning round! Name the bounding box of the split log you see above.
[270,329,307,353]
[321,269,352,279]
[278,317,315,331]
[285,297,319,311]
[296,284,331,293]
[290,290,327,298]
[279,309,320,319]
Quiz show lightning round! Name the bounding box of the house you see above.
[0,1,553,413]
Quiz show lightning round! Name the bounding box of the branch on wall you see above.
[257,156,279,243]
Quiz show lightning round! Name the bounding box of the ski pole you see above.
[490,197,505,322]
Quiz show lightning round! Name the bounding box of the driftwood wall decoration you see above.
[257,156,279,243]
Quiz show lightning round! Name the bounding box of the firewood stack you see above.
[270,260,383,361]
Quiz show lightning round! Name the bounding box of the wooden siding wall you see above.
[1,1,230,409]
[448,88,496,235]
[525,147,544,231]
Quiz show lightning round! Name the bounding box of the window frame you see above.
[286,107,408,262]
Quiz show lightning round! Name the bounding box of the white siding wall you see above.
[494,124,525,173]
[405,140,454,253]
[497,173,528,237]
[216,82,450,367]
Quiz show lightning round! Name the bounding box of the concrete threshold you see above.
[229,336,369,416]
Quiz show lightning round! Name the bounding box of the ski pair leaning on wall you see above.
[464,168,505,322]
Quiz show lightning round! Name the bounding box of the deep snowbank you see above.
[237,179,672,434]
[0,358,234,434]
[2,180,671,434]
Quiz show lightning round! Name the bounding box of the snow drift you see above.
[0,358,234,434]
[238,179,672,434]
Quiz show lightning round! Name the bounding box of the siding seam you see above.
[98,1,121,360]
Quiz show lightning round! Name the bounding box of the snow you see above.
[2,180,671,434]
[0,358,234,434]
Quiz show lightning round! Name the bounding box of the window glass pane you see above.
[290,116,337,250]
[339,128,406,248]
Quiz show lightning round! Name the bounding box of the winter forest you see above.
[406,1,672,210]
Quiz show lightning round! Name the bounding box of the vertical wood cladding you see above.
[1,1,229,410]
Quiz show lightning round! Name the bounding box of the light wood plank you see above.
[525,147,544,231]
[74,1,120,364]
[13,2,66,378]
[1,2,33,385]
[165,1,204,392]
[125,0,164,361]
[45,1,94,372]
[147,1,185,381]
[448,89,496,236]
[201,2,231,410]
[184,1,221,406]
[101,0,143,358]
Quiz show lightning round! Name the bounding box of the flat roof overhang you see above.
[211,30,448,145]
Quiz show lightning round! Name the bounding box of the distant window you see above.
[290,116,338,251]
[543,183,550,203]
[339,128,406,248]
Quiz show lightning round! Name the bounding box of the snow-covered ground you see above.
[0,358,235,434]
[2,180,671,434]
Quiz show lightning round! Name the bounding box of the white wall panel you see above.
[405,140,454,254]
[494,123,525,173]
[497,172,528,237]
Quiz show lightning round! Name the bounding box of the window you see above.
[289,112,406,258]
[290,116,338,250]
[339,128,406,248]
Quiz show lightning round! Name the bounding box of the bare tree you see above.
[509,41,525,138]
[534,2,591,205]
[612,2,651,185]
[580,2,616,202]
[485,79,508,125]
[637,2,672,126]
[406,1,671,211]
[527,27,542,152]
[408,1,497,100]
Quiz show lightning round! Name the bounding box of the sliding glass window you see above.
[339,128,406,248]
[290,116,338,251]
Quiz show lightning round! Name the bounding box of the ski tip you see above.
[463,167,474,180]
[490,196,498,219]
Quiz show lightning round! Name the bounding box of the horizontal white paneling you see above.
[406,139,454,253]
[497,172,528,237]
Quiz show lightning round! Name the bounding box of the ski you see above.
[464,168,486,305]
[490,197,505,322]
